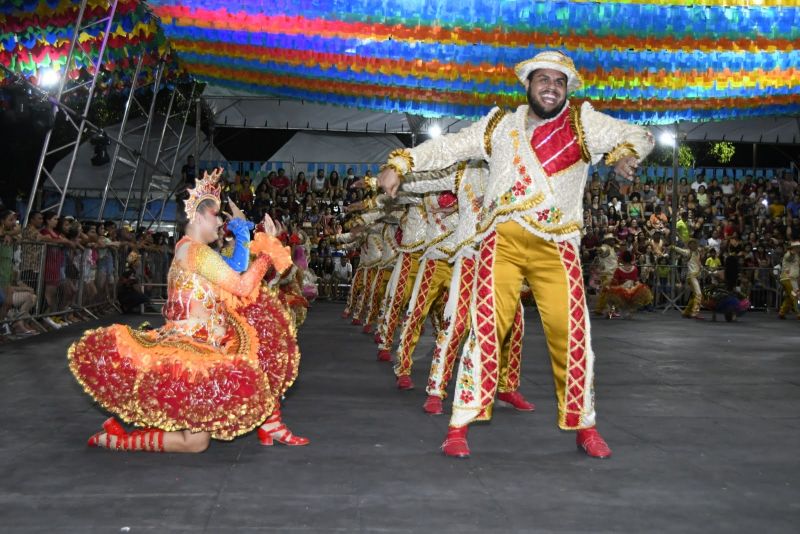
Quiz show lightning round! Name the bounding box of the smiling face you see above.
[525,68,568,120]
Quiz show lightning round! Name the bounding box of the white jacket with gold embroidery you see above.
[400,165,463,261]
[386,102,654,244]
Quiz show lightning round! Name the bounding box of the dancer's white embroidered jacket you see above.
[400,160,489,261]
[400,165,463,261]
[386,102,654,244]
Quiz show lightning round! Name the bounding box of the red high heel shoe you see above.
[362,324,373,334]
[257,409,309,446]
[377,349,392,362]
[87,417,126,447]
[87,421,164,452]
[441,426,470,458]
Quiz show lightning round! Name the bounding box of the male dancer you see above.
[377,50,654,458]
[778,240,800,320]
[400,161,534,415]
[392,164,464,390]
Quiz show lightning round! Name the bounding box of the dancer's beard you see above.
[527,88,566,120]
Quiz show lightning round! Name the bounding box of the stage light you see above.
[658,131,675,147]
[428,124,442,138]
[39,69,60,89]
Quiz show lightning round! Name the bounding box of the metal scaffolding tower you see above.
[23,0,120,225]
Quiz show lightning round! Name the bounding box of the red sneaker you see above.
[441,426,470,458]
[377,350,392,362]
[396,375,414,390]
[423,395,443,415]
[351,318,362,326]
[496,391,535,411]
[576,427,612,459]
[362,324,373,334]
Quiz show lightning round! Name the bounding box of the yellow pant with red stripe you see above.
[365,267,393,327]
[377,251,423,351]
[353,267,380,322]
[394,258,453,378]
[426,254,525,399]
[345,266,366,314]
[450,221,596,430]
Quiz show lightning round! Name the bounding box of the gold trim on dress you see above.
[605,142,639,166]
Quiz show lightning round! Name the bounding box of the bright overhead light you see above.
[658,131,676,147]
[39,68,60,88]
[428,124,442,138]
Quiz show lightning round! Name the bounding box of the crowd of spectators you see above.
[0,206,168,340]
[3,157,797,341]
[581,167,800,308]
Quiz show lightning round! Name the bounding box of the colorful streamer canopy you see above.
[1,0,179,90]
[148,0,800,124]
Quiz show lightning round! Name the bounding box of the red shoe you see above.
[351,318,362,326]
[576,427,612,459]
[258,409,309,447]
[496,391,535,412]
[341,310,351,319]
[373,334,383,345]
[362,324,373,334]
[441,426,470,458]
[396,375,414,390]
[257,424,310,446]
[423,395,443,415]
[377,349,392,362]
[87,417,127,448]
[102,417,127,437]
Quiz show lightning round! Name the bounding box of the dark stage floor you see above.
[1,303,798,533]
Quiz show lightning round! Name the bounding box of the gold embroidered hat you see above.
[514,50,582,92]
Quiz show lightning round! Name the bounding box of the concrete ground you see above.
[0,302,798,533]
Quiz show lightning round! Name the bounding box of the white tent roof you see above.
[204,85,472,134]
[205,84,800,144]
[48,117,222,193]
[268,131,404,165]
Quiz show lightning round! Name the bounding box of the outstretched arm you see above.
[378,108,500,196]
[191,243,270,297]
[580,102,655,180]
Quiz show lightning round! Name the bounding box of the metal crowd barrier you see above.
[0,239,172,341]
[614,262,784,314]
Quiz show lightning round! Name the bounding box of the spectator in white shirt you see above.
[690,173,707,192]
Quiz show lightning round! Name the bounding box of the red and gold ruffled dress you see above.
[237,232,302,400]
[605,264,653,312]
[68,236,280,440]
